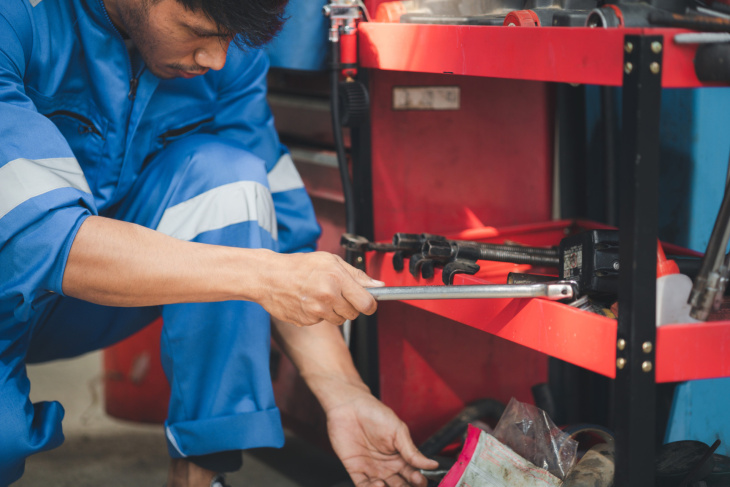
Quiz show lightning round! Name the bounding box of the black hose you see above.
[418,398,506,457]
[330,40,357,235]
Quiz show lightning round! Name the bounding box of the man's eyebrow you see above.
[183,22,231,37]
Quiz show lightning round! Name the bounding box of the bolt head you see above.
[617,338,626,351]
[625,42,634,53]
[642,341,653,354]
[625,62,634,74]
[613,261,620,271]
[650,62,661,75]
[651,41,663,54]
[642,361,653,373]
[617,358,627,369]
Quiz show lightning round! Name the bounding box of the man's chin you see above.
[146,65,177,80]
[152,66,207,80]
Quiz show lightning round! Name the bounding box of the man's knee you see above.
[160,134,269,190]
[152,135,277,244]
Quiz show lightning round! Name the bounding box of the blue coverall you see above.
[0,0,321,483]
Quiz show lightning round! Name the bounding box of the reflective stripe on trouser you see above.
[0,135,284,482]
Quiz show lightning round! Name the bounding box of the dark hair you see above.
[174,0,289,49]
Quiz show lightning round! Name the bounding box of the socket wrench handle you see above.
[367,282,577,301]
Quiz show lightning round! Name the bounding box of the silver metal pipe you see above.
[690,179,730,320]
[674,32,730,44]
[367,282,575,301]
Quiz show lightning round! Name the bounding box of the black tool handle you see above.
[695,42,730,82]
[424,240,559,267]
[418,399,506,457]
[649,10,730,31]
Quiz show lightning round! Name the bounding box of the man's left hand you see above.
[326,384,440,487]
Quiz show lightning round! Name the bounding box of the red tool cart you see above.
[103,5,730,486]
[336,11,730,487]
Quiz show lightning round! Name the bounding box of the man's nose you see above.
[194,40,229,71]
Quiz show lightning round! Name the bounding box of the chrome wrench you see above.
[367,281,577,301]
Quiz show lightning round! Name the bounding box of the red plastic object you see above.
[439,425,482,486]
[340,31,359,78]
[104,318,170,423]
[359,23,723,88]
[374,1,407,22]
[657,241,680,277]
[503,10,540,27]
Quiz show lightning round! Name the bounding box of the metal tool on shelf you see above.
[586,0,692,27]
[374,0,599,26]
[689,179,730,320]
[412,238,559,284]
[342,232,559,284]
[341,232,433,271]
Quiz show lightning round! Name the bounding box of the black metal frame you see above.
[348,70,381,398]
[614,34,664,486]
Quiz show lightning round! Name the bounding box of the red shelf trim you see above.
[359,23,718,88]
[656,322,730,383]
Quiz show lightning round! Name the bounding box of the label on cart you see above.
[392,86,460,110]
[563,244,583,278]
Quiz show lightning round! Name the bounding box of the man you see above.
[0,0,438,484]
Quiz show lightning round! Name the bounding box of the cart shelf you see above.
[366,220,730,383]
[358,23,716,88]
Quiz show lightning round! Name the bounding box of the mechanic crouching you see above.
[0,0,438,484]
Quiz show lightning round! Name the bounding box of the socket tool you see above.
[342,232,559,284]
[689,179,730,320]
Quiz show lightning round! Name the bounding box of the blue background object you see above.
[660,88,730,456]
[265,0,329,71]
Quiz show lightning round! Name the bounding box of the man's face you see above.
[107,0,234,79]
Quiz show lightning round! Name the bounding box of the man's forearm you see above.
[62,215,271,307]
[62,216,381,328]
[271,317,369,412]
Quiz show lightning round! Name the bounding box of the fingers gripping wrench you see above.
[367,282,577,301]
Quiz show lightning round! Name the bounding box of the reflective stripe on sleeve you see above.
[156,181,277,241]
[267,153,304,194]
[165,427,186,457]
[0,157,92,219]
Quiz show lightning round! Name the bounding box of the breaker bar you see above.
[367,282,577,301]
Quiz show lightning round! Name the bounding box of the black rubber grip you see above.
[695,42,730,82]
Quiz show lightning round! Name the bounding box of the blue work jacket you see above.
[0,0,320,322]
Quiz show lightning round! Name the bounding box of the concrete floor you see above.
[14,352,350,487]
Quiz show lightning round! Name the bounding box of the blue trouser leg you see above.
[111,135,285,458]
[0,135,285,483]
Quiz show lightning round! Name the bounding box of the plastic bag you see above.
[492,397,578,479]
[438,425,562,487]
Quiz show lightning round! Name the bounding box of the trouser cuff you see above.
[165,407,285,458]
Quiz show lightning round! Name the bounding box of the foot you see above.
[167,458,219,487]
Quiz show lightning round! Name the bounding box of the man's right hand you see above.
[256,251,384,327]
